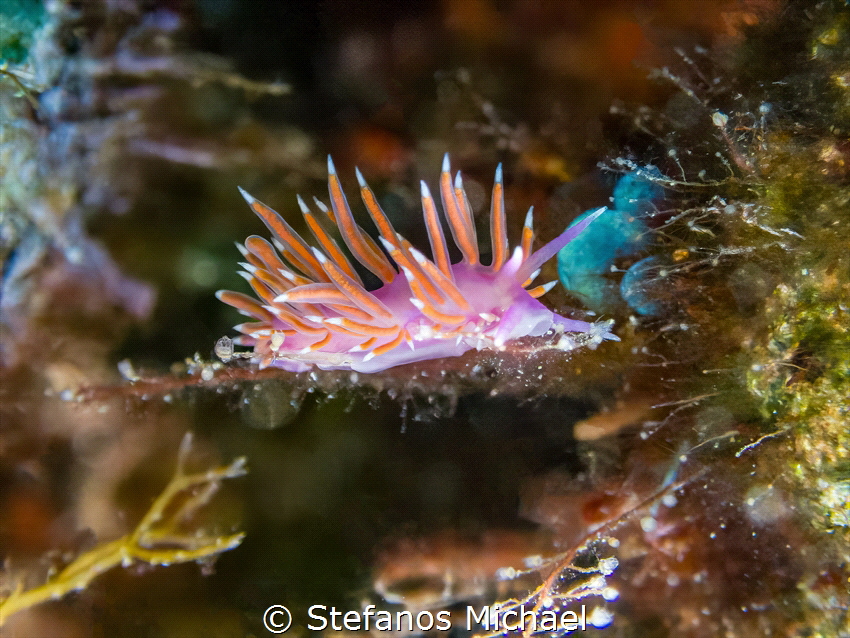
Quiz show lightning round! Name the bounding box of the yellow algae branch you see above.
[0,434,247,626]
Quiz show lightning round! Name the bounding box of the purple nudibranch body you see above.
[217,155,617,373]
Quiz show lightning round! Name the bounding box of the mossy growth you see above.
[743,110,850,543]
[748,270,849,535]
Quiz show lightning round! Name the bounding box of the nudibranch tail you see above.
[217,154,616,373]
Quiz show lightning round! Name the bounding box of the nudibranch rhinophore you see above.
[216,155,616,373]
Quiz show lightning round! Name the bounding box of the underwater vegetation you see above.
[0,435,246,625]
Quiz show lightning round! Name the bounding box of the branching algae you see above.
[0,434,247,626]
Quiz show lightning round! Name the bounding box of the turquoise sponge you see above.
[557,168,663,314]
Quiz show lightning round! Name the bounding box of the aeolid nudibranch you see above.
[217,155,616,373]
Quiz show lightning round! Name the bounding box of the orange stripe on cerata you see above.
[245,236,283,270]
[245,274,279,305]
[356,170,403,253]
[268,305,327,335]
[233,321,270,335]
[359,229,397,276]
[301,207,361,282]
[452,172,480,264]
[420,181,452,278]
[307,331,333,351]
[327,159,396,283]
[408,248,472,313]
[276,264,313,287]
[325,317,400,337]
[251,267,290,295]
[349,336,378,352]
[391,239,447,306]
[440,153,461,280]
[245,237,298,289]
[527,281,557,298]
[325,304,380,323]
[409,298,466,326]
[243,252,290,293]
[311,196,337,225]
[241,191,328,283]
[322,320,366,337]
[312,249,396,323]
[243,250,266,272]
[405,278,442,311]
[283,249,328,283]
[489,165,508,271]
[276,283,355,306]
[370,331,407,357]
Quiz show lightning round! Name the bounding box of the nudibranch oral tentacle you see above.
[217,155,617,373]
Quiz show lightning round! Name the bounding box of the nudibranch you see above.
[216,155,616,373]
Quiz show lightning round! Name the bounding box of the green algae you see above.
[0,0,44,64]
